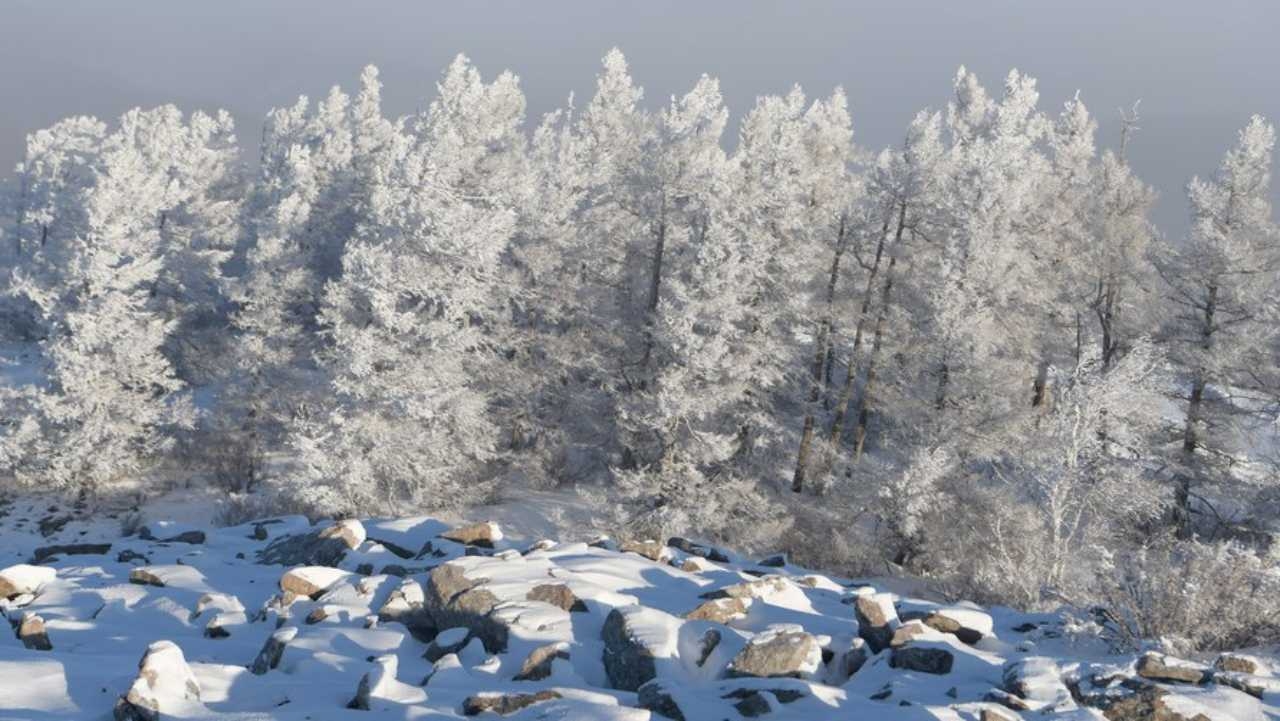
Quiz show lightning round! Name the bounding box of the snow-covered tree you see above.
[285,55,526,514]
[1158,115,1278,535]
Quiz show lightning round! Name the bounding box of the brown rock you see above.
[462,690,560,716]
[685,597,750,624]
[17,613,52,651]
[514,642,569,681]
[853,593,898,653]
[621,540,671,562]
[440,522,502,548]
[526,583,586,612]
[1135,652,1209,685]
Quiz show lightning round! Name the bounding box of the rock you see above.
[319,519,367,550]
[117,550,148,564]
[526,583,586,612]
[377,578,435,641]
[979,706,1020,721]
[524,539,557,554]
[440,521,503,549]
[1213,653,1262,675]
[638,680,686,721]
[347,654,396,711]
[128,567,168,587]
[423,562,508,653]
[890,620,936,647]
[695,629,722,667]
[424,627,471,662]
[684,596,751,624]
[889,645,954,675]
[758,553,787,567]
[514,642,569,681]
[193,593,244,619]
[1213,671,1279,699]
[0,564,56,599]
[250,626,298,674]
[699,575,790,601]
[30,543,112,563]
[727,625,822,680]
[139,522,206,544]
[832,636,869,679]
[258,521,364,567]
[731,690,772,717]
[984,688,1033,711]
[918,608,993,645]
[16,613,51,650]
[621,540,672,562]
[602,605,678,691]
[305,606,331,625]
[667,537,730,563]
[203,612,245,639]
[1135,652,1210,685]
[113,640,200,721]
[462,690,560,716]
[854,593,898,653]
[679,557,713,573]
[279,566,352,599]
[1001,657,1071,709]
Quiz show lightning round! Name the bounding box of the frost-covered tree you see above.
[1158,115,1278,535]
[285,55,526,514]
[2,110,201,491]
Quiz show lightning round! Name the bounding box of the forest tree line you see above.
[1,52,1278,650]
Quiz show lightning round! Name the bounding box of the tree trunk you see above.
[1177,283,1217,538]
[828,206,894,446]
[852,202,907,461]
[792,216,848,492]
[640,209,668,372]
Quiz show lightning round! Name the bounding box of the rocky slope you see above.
[0,496,1276,720]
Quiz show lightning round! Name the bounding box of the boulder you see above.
[423,562,508,653]
[727,626,822,680]
[1135,652,1209,685]
[258,520,365,567]
[279,566,351,599]
[685,596,750,624]
[889,620,936,647]
[0,564,56,599]
[128,567,168,587]
[526,583,586,612]
[832,636,869,679]
[440,521,503,549]
[638,680,686,721]
[1213,653,1263,675]
[113,640,200,721]
[621,540,672,563]
[30,543,112,563]
[193,592,244,619]
[377,578,435,641]
[140,523,206,545]
[758,553,787,567]
[514,642,570,681]
[203,612,246,639]
[667,537,730,563]
[1001,657,1071,709]
[889,645,954,675]
[250,626,298,675]
[853,593,898,653]
[602,605,679,692]
[16,613,52,650]
[347,654,397,710]
[919,608,993,645]
[462,690,561,716]
[1213,671,1280,700]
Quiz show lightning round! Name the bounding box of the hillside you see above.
[0,496,1275,720]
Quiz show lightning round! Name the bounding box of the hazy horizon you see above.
[3,0,1278,236]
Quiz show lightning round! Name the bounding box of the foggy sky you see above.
[2,0,1278,235]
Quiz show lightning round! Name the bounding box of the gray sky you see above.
[2,0,1278,235]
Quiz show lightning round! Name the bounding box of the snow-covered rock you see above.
[0,563,56,599]
[726,625,822,679]
[113,640,201,720]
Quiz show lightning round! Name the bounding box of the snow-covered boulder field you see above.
[0,500,1277,720]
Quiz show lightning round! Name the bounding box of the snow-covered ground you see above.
[0,494,1276,720]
